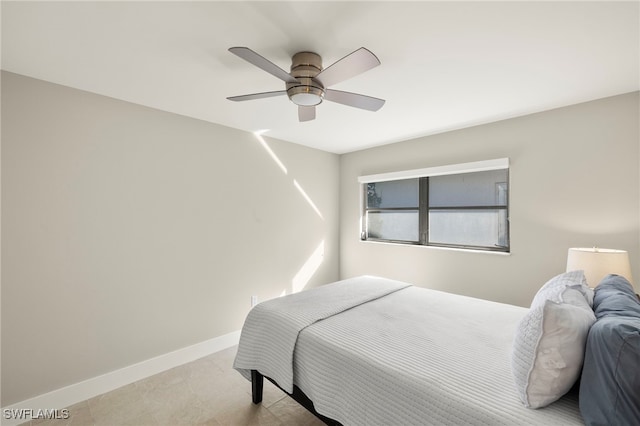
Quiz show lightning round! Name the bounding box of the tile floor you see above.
[24,346,325,426]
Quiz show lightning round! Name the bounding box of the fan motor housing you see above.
[287,51,325,106]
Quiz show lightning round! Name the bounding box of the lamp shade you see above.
[566,247,633,287]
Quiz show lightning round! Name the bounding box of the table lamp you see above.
[566,247,633,287]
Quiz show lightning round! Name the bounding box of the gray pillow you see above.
[579,275,640,425]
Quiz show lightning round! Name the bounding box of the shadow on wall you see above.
[292,240,325,293]
[254,131,326,295]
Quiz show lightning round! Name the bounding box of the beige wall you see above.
[1,72,340,406]
[340,92,640,307]
[3,71,639,407]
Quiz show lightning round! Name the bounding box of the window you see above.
[360,159,509,252]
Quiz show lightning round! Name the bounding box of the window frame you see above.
[359,159,510,253]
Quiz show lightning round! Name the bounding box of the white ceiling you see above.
[2,1,638,154]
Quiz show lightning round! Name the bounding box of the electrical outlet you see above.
[251,295,258,307]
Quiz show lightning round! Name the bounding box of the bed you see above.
[233,274,635,425]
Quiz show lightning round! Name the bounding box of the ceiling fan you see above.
[227,47,385,122]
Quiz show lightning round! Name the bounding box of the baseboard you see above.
[1,330,241,426]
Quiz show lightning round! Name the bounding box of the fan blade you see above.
[316,47,381,87]
[298,106,316,122]
[324,89,385,111]
[229,47,298,84]
[227,90,286,102]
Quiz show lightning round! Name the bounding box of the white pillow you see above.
[531,270,593,308]
[511,271,596,409]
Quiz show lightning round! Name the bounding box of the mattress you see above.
[235,276,584,425]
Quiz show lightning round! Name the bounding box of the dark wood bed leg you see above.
[251,370,264,404]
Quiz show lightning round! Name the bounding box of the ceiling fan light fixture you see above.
[227,46,384,121]
[287,85,324,106]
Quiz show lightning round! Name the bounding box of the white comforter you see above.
[234,276,584,425]
[233,275,410,392]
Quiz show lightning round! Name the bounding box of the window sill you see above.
[359,239,511,256]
